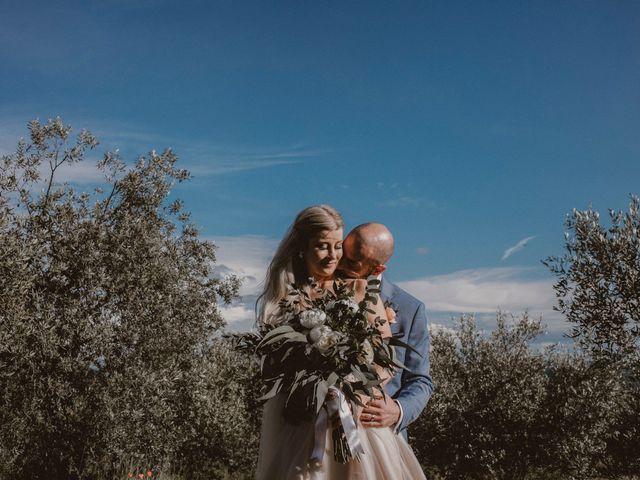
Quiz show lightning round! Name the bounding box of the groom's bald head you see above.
[350,223,395,264]
[340,223,394,278]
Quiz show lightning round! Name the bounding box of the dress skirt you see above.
[256,394,427,480]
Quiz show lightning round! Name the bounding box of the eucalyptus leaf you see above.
[257,325,295,347]
[326,372,339,387]
[388,336,422,356]
[257,377,283,401]
[315,380,329,413]
[261,330,307,348]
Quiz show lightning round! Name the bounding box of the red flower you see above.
[147,472,153,477]
[127,474,133,479]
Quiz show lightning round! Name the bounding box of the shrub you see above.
[544,197,640,476]
[412,313,633,480]
[412,313,547,480]
[0,118,242,479]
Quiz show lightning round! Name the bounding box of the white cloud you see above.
[50,160,106,184]
[218,303,257,331]
[397,266,570,345]
[210,235,278,297]
[185,152,312,177]
[429,322,456,336]
[0,114,316,179]
[161,138,318,177]
[397,266,556,316]
[210,235,280,331]
[501,236,536,261]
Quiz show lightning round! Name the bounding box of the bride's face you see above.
[304,228,343,281]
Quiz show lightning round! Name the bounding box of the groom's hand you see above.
[360,394,400,429]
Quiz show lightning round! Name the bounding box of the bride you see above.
[255,204,426,480]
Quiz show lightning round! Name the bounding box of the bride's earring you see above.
[298,251,304,259]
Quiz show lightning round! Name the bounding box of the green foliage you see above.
[170,339,261,479]
[413,314,547,480]
[538,347,628,479]
[0,118,249,479]
[543,196,640,361]
[412,313,637,480]
[543,196,640,476]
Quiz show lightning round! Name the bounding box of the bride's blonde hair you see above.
[257,204,344,325]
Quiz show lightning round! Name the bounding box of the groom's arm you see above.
[393,302,433,433]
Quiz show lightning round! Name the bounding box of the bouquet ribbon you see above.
[310,386,364,462]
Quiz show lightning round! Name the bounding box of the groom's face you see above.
[339,235,376,279]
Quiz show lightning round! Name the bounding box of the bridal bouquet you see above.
[231,278,412,463]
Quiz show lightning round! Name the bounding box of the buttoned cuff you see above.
[393,399,404,434]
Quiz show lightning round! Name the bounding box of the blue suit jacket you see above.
[380,276,434,441]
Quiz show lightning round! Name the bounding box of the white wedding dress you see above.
[255,393,427,479]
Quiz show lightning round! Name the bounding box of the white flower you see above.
[299,308,327,329]
[309,326,342,353]
[309,325,331,343]
[315,331,341,353]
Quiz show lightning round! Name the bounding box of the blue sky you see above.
[1,0,639,341]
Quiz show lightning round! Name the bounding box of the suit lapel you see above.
[380,275,394,304]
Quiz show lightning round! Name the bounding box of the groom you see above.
[338,223,434,441]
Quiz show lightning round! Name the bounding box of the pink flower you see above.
[385,306,397,324]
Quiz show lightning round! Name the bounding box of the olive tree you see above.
[544,196,640,476]
[0,118,248,479]
[412,313,548,480]
[411,312,632,480]
[543,196,640,361]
